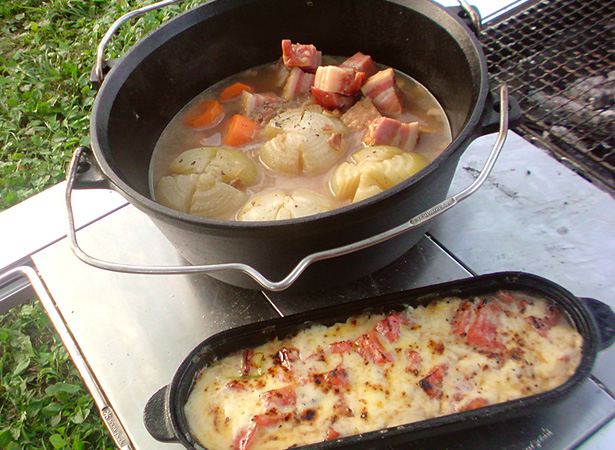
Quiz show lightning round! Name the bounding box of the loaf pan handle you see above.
[65,86,509,291]
[582,297,615,351]
[143,385,178,442]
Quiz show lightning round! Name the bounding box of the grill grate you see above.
[481,0,615,193]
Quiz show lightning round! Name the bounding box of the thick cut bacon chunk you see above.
[240,91,283,124]
[418,364,447,399]
[341,97,382,130]
[361,68,403,116]
[314,65,365,96]
[281,39,322,72]
[283,67,315,100]
[355,331,393,364]
[375,312,402,343]
[311,86,355,111]
[340,52,378,78]
[363,117,419,152]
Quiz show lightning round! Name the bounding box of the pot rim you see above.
[90,0,490,231]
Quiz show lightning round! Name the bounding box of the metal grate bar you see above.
[481,0,615,193]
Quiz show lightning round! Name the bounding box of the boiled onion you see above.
[330,145,429,203]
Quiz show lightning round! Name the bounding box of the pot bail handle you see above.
[65,86,510,291]
[93,0,188,85]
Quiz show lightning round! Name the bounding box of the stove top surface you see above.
[26,131,615,450]
[4,1,615,449]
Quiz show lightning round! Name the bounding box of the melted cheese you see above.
[184,291,582,450]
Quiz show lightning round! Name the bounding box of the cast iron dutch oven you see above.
[73,0,520,290]
[143,272,615,449]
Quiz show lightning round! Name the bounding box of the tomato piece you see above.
[465,300,506,351]
[326,427,341,440]
[495,290,516,304]
[418,364,447,399]
[333,396,354,418]
[261,385,296,408]
[451,299,476,336]
[252,409,292,426]
[327,363,349,387]
[525,306,560,338]
[354,331,393,364]
[233,422,258,450]
[312,363,349,391]
[329,340,353,354]
[404,349,423,375]
[459,397,489,411]
[375,312,402,343]
[225,380,247,391]
[453,299,505,351]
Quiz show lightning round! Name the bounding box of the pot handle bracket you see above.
[450,0,482,35]
[478,87,522,136]
[65,85,511,291]
[70,147,111,190]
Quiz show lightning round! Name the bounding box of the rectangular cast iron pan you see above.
[144,271,615,450]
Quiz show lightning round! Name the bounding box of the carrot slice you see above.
[184,100,224,129]
[219,82,253,103]
[223,114,259,147]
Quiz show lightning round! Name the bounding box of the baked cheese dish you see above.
[184,290,582,450]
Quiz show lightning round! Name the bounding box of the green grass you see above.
[0,1,203,448]
[0,300,115,450]
[0,0,201,210]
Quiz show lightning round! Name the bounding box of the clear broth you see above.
[149,56,452,220]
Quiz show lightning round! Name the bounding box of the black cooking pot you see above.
[78,0,518,290]
[143,272,615,449]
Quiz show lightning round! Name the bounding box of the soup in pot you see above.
[150,40,452,221]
